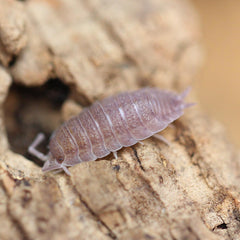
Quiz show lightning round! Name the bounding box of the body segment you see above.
[28,87,193,174]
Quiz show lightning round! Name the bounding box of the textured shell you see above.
[42,88,192,172]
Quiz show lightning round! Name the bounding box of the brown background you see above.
[191,0,240,147]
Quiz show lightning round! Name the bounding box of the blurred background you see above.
[191,0,240,147]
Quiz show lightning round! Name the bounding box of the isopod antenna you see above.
[28,133,48,162]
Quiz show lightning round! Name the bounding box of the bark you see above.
[0,0,240,240]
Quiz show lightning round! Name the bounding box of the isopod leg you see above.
[152,134,170,146]
[113,151,118,159]
[62,166,71,176]
[53,166,71,176]
[53,169,63,175]
[168,123,175,129]
[28,133,48,161]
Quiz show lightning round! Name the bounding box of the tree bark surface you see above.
[0,0,240,240]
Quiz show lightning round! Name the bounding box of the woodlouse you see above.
[28,87,194,175]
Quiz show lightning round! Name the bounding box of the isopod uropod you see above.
[28,87,194,175]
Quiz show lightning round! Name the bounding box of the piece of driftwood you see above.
[0,0,239,240]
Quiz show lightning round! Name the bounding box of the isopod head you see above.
[42,152,73,175]
[42,138,80,175]
[42,153,61,172]
[28,132,74,175]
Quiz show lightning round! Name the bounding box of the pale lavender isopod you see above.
[28,87,194,175]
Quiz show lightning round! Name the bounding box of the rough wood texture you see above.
[0,0,239,240]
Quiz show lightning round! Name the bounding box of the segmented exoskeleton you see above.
[28,87,194,175]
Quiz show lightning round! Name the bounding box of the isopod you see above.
[28,87,194,175]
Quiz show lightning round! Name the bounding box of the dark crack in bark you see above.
[72,185,117,240]
[0,177,31,240]
[131,146,145,172]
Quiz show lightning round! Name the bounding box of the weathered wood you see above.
[0,0,239,240]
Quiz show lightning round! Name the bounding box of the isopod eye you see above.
[57,157,64,163]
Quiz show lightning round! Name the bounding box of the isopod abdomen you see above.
[28,87,194,175]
